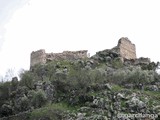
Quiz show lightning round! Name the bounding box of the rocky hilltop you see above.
[30,37,136,67]
[0,37,160,120]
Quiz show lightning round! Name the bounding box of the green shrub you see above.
[126,69,155,85]
[29,102,76,120]
[31,90,47,108]
[66,68,91,89]
[109,69,128,84]
[0,82,10,104]
[10,77,19,91]
[33,64,46,81]
[108,67,156,86]
[0,104,13,117]
[112,57,123,68]
[19,71,35,89]
[20,96,30,111]
[89,68,107,84]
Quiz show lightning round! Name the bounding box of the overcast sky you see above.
[0,0,160,77]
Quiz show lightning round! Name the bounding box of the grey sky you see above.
[1,0,160,77]
[0,0,29,50]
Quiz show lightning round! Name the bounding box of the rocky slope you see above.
[0,49,160,120]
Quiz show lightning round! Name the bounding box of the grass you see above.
[112,84,124,92]
[143,90,160,101]
[112,84,160,105]
[29,102,79,120]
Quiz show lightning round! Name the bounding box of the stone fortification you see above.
[30,37,137,67]
[46,50,88,61]
[30,49,88,67]
[117,37,136,60]
[30,49,46,67]
[93,37,137,61]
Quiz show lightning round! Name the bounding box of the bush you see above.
[0,82,11,105]
[112,57,123,68]
[126,69,155,85]
[29,103,75,120]
[89,68,107,84]
[19,71,35,89]
[110,69,128,84]
[33,64,46,81]
[108,67,156,86]
[0,104,13,117]
[31,90,47,108]
[10,77,19,91]
[66,68,91,89]
[20,96,30,111]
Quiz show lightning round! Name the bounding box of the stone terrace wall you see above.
[118,37,136,59]
[30,50,88,67]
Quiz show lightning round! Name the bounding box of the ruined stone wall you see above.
[30,37,136,67]
[46,50,88,61]
[30,49,46,67]
[30,50,88,67]
[118,37,136,59]
[135,57,151,65]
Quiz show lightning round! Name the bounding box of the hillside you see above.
[0,38,160,120]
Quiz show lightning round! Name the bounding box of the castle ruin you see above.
[117,37,136,59]
[30,50,88,67]
[30,37,137,67]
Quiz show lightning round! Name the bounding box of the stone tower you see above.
[30,49,46,67]
[118,37,136,59]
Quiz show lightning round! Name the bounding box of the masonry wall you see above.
[30,49,46,67]
[30,50,88,67]
[46,50,88,61]
[118,37,136,59]
[30,37,137,67]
